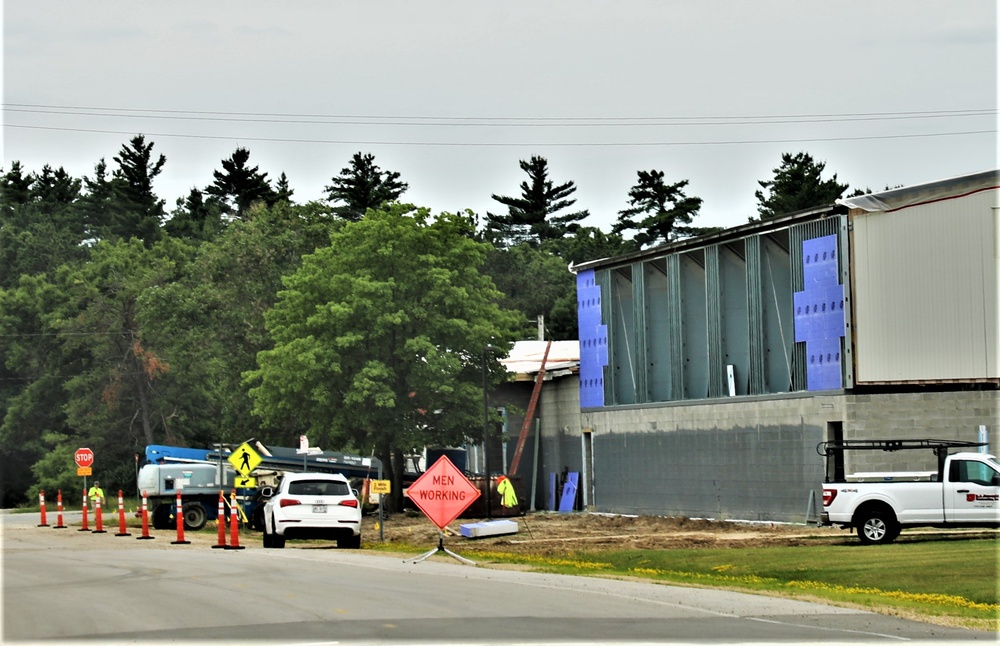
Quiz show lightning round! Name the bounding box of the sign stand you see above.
[407,530,476,566]
[402,456,480,566]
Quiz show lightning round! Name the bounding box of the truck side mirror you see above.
[260,486,275,498]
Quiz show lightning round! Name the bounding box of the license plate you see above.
[312,504,327,513]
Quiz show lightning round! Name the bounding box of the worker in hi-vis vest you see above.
[87,481,105,507]
[496,475,518,509]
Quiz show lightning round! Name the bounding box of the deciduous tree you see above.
[246,204,521,509]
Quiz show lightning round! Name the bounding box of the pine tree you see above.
[110,135,166,245]
[614,170,705,247]
[274,172,294,204]
[78,159,115,240]
[206,147,276,219]
[486,156,589,246]
[754,152,848,220]
[164,188,224,241]
[324,152,407,221]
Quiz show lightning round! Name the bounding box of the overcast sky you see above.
[3,2,997,234]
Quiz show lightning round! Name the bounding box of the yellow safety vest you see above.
[497,477,518,508]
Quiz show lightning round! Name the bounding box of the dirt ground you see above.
[362,509,853,555]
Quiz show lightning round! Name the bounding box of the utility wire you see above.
[3,102,995,123]
[5,123,995,148]
[3,104,995,128]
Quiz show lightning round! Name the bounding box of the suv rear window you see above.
[288,480,350,496]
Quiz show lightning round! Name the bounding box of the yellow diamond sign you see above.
[228,442,262,477]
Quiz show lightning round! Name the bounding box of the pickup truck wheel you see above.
[857,510,897,545]
[182,502,208,532]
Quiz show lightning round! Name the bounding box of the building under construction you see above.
[505,170,998,522]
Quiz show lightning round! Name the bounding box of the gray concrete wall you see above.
[841,390,999,474]
[563,389,999,523]
[508,375,998,522]
[579,395,833,522]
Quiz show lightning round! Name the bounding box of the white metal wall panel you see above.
[852,189,999,382]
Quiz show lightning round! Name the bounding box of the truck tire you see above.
[856,509,898,545]
[181,502,208,532]
[152,503,173,530]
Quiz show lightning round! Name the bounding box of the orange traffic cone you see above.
[225,490,244,550]
[137,490,154,540]
[212,490,227,549]
[115,489,131,537]
[171,490,190,545]
[92,497,107,534]
[78,489,90,532]
[54,490,66,529]
[38,490,49,527]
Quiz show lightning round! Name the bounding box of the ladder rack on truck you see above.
[817,439,988,482]
[817,437,998,544]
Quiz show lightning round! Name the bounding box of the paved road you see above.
[2,512,992,644]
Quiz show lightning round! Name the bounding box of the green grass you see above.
[446,538,1000,630]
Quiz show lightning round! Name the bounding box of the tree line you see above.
[0,136,852,508]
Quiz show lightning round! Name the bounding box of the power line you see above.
[4,102,995,123]
[5,123,995,148]
[3,104,995,128]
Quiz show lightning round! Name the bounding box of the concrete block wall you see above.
[842,390,999,473]
[521,376,997,522]
[578,394,835,522]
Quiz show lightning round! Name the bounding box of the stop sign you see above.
[74,448,94,469]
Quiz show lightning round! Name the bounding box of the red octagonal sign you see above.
[74,447,94,469]
[406,455,480,530]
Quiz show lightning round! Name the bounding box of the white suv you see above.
[261,472,362,549]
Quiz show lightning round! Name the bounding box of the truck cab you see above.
[944,453,1000,524]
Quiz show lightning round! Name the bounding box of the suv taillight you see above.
[279,498,302,508]
[339,499,359,508]
[822,489,837,507]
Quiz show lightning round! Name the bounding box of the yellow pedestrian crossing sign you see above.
[228,442,262,476]
[235,476,257,489]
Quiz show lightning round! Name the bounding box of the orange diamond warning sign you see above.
[405,455,480,530]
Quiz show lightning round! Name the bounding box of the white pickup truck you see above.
[818,439,1000,544]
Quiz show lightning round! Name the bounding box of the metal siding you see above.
[705,247,726,398]
[644,260,673,401]
[681,251,709,399]
[632,264,648,403]
[853,189,999,381]
[720,242,750,396]
[611,267,637,403]
[761,234,793,392]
